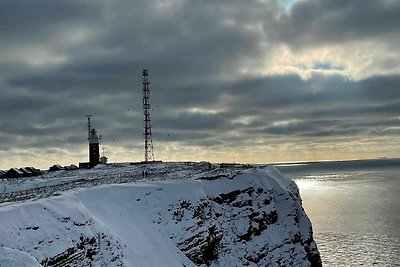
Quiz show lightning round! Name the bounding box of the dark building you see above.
[79,162,90,169]
[89,128,100,168]
[64,164,79,170]
[80,116,101,169]
[26,167,43,176]
[49,164,65,172]
[2,167,42,178]
[19,168,34,177]
[0,170,6,178]
[3,168,25,178]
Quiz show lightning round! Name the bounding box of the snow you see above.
[0,247,41,267]
[75,183,194,267]
[0,163,321,266]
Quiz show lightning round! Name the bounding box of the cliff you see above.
[0,163,321,266]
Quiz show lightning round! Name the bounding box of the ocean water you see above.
[277,159,400,267]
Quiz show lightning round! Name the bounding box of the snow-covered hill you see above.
[0,163,321,266]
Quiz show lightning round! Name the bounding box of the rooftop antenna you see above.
[142,69,155,162]
[99,134,108,164]
[85,115,92,140]
[99,135,104,157]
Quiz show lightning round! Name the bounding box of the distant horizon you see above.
[1,156,400,171]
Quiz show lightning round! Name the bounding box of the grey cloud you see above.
[262,123,311,136]
[362,75,400,101]
[0,0,101,49]
[155,112,228,131]
[270,0,400,48]
[372,127,400,136]
[0,0,99,28]
[260,119,359,138]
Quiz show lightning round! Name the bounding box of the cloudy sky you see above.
[0,0,399,169]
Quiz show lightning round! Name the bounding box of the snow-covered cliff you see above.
[0,163,321,266]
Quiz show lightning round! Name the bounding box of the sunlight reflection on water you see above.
[284,166,400,267]
[292,179,319,190]
[315,232,400,267]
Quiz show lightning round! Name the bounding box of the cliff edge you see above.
[0,163,321,266]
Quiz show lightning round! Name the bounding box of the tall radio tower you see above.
[142,69,155,162]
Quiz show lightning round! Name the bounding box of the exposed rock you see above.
[166,166,322,266]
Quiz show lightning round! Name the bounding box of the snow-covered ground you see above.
[0,162,321,266]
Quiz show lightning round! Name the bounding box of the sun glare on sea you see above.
[294,179,319,192]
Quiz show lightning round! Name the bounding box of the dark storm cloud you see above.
[0,0,101,52]
[156,112,229,131]
[217,74,400,139]
[362,75,400,101]
[0,0,399,168]
[270,0,400,48]
[0,90,49,112]
[222,74,384,116]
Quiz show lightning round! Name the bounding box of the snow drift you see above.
[0,163,321,266]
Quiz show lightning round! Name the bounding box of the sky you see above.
[0,0,399,169]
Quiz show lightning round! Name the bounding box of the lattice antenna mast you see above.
[142,69,155,162]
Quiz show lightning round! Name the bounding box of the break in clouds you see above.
[0,0,399,168]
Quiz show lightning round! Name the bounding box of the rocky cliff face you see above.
[162,166,322,267]
[0,163,321,266]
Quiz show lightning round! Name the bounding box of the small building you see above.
[3,168,25,178]
[49,164,65,172]
[79,162,90,169]
[1,167,42,179]
[64,164,79,171]
[26,167,43,176]
[19,168,34,177]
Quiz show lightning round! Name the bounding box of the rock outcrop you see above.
[164,166,322,266]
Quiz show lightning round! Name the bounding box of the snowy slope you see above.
[0,163,321,266]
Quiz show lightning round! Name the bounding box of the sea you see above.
[276,159,400,267]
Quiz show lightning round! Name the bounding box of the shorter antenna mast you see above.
[85,115,92,140]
